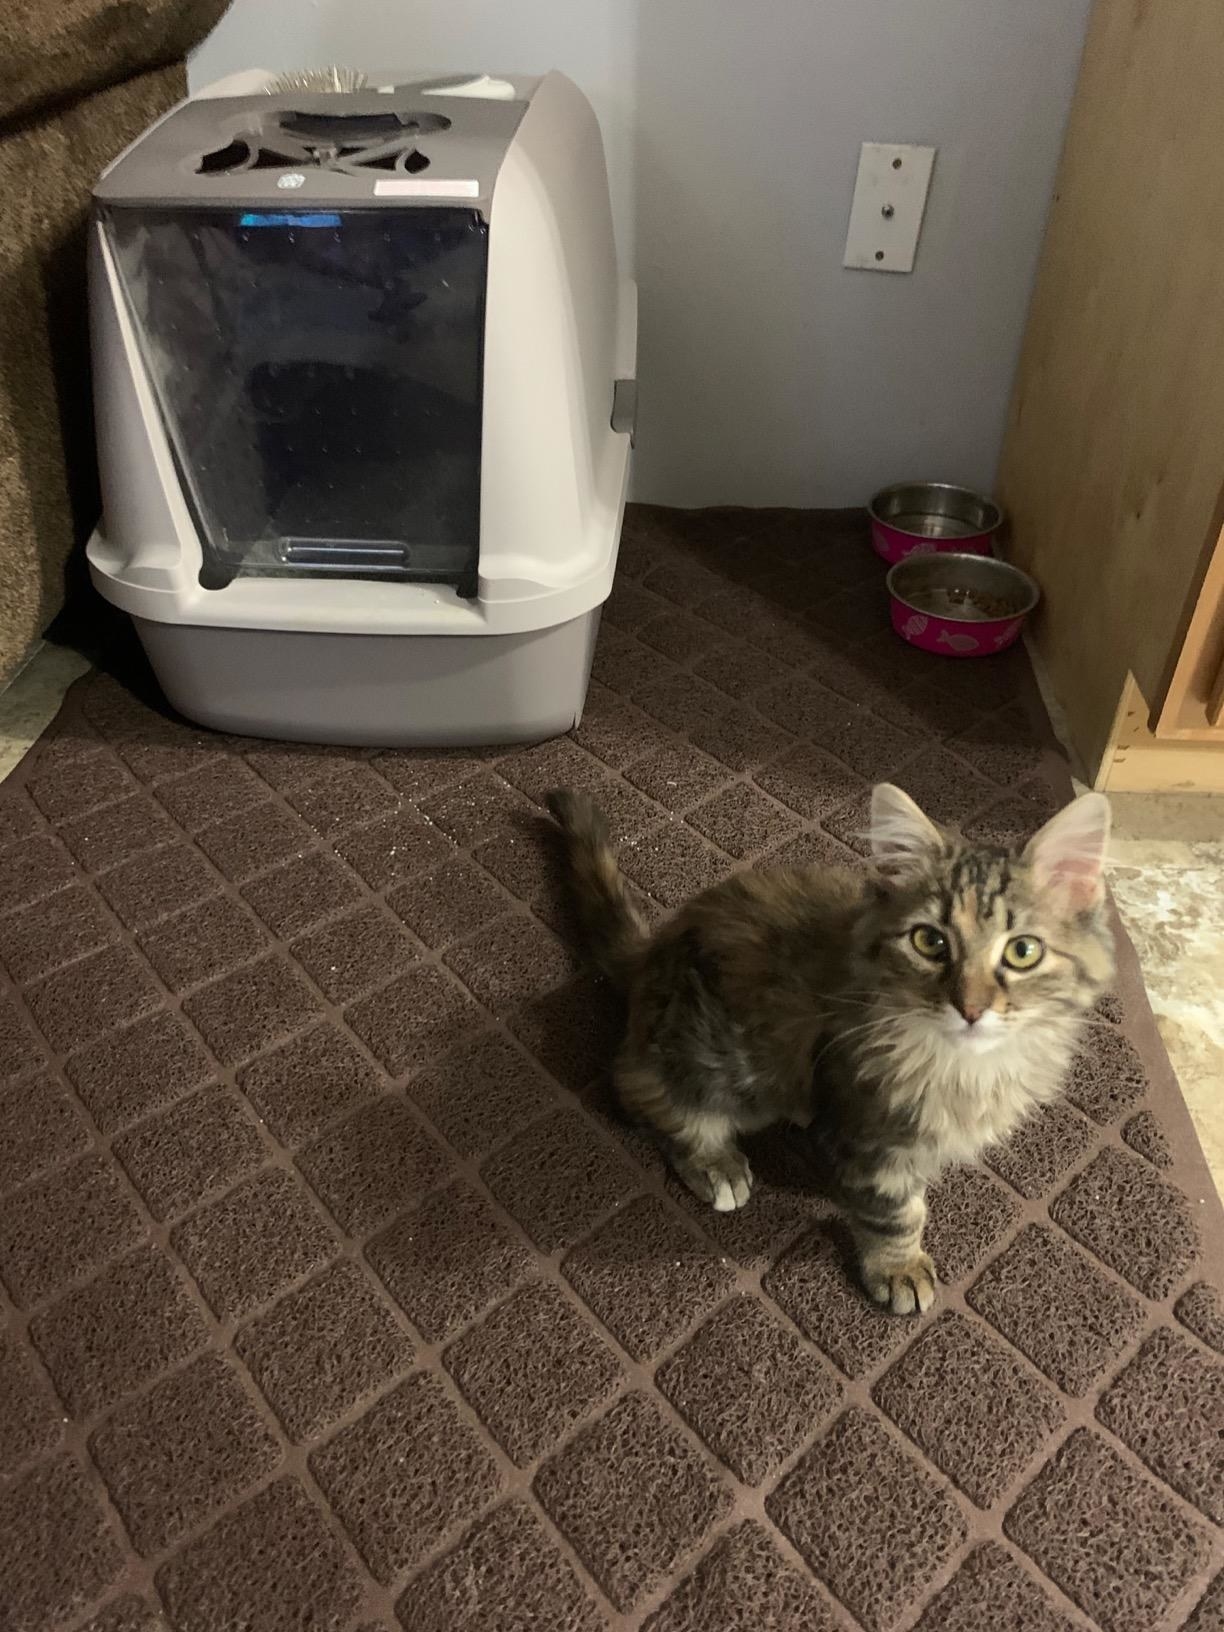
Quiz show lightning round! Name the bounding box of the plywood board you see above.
[997,0,1224,779]
[1100,674,1224,790]
[1104,738,1224,793]
[1156,522,1224,738]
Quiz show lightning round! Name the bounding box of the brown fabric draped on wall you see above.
[0,1,231,685]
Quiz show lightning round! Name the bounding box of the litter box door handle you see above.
[611,378,638,444]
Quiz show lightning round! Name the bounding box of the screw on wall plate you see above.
[881,203,895,219]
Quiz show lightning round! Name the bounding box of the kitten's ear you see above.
[1023,792,1111,910]
[868,783,945,875]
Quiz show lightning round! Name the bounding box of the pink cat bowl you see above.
[886,552,1039,658]
[868,482,1002,564]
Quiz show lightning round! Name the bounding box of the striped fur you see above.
[544,789,647,980]
[549,781,1115,1313]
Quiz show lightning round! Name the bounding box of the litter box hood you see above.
[86,68,637,643]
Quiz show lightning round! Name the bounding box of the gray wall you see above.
[191,0,1091,507]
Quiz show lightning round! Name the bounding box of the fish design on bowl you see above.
[886,551,1040,658]
[936,629,980,654]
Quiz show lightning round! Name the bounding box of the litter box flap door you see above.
[101,204,488,594]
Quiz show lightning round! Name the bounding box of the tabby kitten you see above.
[547,781,1114,1314]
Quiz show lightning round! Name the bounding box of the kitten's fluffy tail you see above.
[546,788,646,983]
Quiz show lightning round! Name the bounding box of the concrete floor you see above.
[1105,793,1224,1186]
[2,639,1221,1197]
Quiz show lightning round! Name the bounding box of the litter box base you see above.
[132,610,601,747]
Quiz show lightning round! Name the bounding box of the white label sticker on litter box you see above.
[373,179,480,198]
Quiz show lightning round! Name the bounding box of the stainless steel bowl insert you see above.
[886,551,1039,622]
[869,482,1002,540]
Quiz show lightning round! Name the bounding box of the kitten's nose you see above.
[957,1001,985,1027]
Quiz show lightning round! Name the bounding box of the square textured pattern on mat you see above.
[1,505,1222,1632]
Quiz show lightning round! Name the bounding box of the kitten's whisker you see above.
[812,1013,904,1065]
[818,989,908,1013]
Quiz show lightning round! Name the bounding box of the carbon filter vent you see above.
[196,110,451,177]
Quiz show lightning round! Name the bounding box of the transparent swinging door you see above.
[104,204,488,592]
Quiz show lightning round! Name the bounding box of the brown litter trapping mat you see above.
[1,506,1222,1632]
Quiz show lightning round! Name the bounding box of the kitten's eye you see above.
[909,924,948,961]
[1002,935,1045,970]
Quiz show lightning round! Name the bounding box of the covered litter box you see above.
[86,69,636,745]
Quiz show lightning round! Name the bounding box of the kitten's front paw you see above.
[862,1251,937,1316]
[678,1150,754,1212]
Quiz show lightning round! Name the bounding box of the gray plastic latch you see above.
[611,378,637,444]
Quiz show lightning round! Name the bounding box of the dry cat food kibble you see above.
[908,586,1016,620]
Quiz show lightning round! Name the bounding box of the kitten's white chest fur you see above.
[865,1009,1083,1187]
